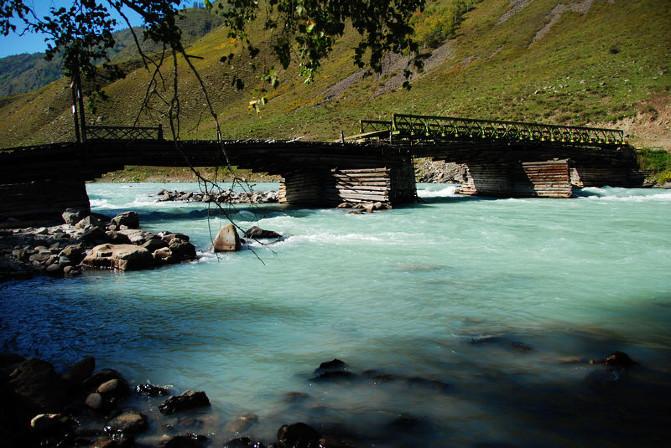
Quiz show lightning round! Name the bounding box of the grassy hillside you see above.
[0,0,669,153]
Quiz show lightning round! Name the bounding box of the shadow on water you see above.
[267,325,671,448]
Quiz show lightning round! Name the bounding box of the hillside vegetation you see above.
[0,0,669,155]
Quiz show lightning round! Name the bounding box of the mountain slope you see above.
[0,8,223,98]
[0,0,669,150]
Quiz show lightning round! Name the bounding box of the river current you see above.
[1,183,671,447]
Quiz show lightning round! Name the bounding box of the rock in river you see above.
[276,422,321,448]
[213,224,241,252]
[244,226,282,239]
[159,390,211,415]
[82,244,155,271]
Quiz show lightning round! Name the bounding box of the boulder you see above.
[80,227,109,246]
[111,212,140,230]
[97,378,129,399]
[75,215,105,230]
[153,247,174,264]
[159,390,210,415]
[169,239,197,261]
[8,359,69,413]
[85,393,104,410]
[244,226,282,239]
[142,238,168,252]
[213,224,241,252]
[82,369,125,392]
[105,411,148,436]
[311,358,356,381]
[62,356,95,386]
[117,229,152,245]
[59,244,85,265]
[105,231,132,244]
[82,244,155,271]
[62,208,87,225]
[276,422,321,448]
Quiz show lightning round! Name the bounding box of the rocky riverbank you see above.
[0,353,339,448]
[156,189,279,204]
[0,348,642,448]
[0,209,197,282]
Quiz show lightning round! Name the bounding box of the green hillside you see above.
[0,0,669,153]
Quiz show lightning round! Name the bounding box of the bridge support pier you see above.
[458,159,574,198]
[279,158,417,207]
[0,179,90,227]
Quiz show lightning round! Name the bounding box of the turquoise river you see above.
[1,183,671,447]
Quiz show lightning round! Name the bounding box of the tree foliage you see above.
[1,0,427,92]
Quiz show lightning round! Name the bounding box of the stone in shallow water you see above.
[590,351,638,368]
[244,226,282,239]
[276,422,321,448]
[224,437,267,448]
[105,410,148,435]
[159,390,210,415]
[136,383,171,397]
[213,224,241,252]
[162,433,209,447]
[111,212,140,230]
[85,393,103,410]
[312,358,355,382]
[82,244,154,271]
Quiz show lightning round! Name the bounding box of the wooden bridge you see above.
[0,114,640,226]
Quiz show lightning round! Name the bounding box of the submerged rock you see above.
[213,224,241,252]
[224,437,266,448]
[136,383,171,397]
[590,351,638,368]
[312,359,355,382]
[159,390,211,415]
[276,422,321,448]
[244,226,282,239]
[105,411,148,436]
[162,433,209,447]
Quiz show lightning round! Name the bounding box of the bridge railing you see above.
[360,119,393,134]
[391,114,625,145]
[85,124,164,141]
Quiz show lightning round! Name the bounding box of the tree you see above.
[0,0,427,248]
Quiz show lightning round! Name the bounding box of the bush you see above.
[412,0,479,48]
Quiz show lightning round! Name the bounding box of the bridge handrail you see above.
[86,124,164,141]
[391,113,625,145]
[360,119,393,134]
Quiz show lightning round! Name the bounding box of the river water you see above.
[1,183,671,447]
